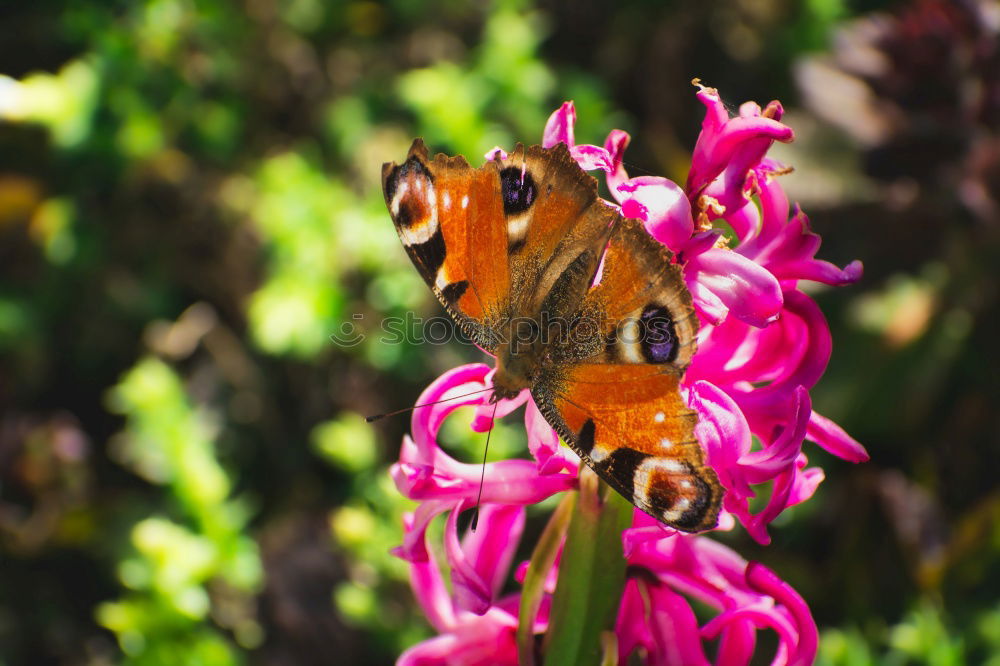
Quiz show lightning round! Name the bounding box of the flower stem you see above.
[517,491,577,666]
[542,467,633,666]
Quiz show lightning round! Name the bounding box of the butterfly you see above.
[381,139,722,532]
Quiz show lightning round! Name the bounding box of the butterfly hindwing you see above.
[533,363,721,532]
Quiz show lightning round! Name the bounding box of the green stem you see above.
[541,468,634,666]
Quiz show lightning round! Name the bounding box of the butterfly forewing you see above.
[382,139,510,349]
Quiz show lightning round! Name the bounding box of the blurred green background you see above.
[1,0,998,664]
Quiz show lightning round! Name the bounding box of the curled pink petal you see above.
[740,386,811,480]
[739,206,863,286]
[746,562,818,666]
[569,143,613,172]
[445,502,493,615]
[689,381,753,499]
[618,176,694,252]
[683,248,783,327]
[460,504,526,600]
[807,410,869,462]
[714,618,756,666]
[398,607,519,666]
[648,584,712,666]
[485,146,509,161]
[604,128,631,198]
[408,541,457,632]
[525,397,578,475]
[543,101,576,148]
[687,84,794,215]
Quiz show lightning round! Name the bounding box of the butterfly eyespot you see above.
[499,166,537,215]
[639,304,678,363]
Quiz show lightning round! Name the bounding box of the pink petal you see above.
[739,207,863,286]
[687,86,794,214]
[604,128,631,198]
[723,200,761,244]
[807,410,869,462]
[398,608,519,666]
[618,176,693,252]
[617,580,656,661]
[543,101,576,149]
[740,386,811,480]
[461,504,525,600]
[787,463,825,506]
[485,146,509,161]
[445,502,493,614]
[683,248,783,327]
[408,543,458,632]
[525,397,578,475]
[648,584,712,666]
[410,363,492,462]
[569,143,613,172]
[746,563,818,666]
[689,381,753,498]
[714,618,756,666]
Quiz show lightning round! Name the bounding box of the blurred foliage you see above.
[98,358,262,664]
[0,0,997,664]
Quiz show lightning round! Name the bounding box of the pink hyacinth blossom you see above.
[686,82,795,216]
[393,88,866,663]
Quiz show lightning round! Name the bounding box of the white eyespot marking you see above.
[661,498,693,523]
[618,319,644,363]
[461,194,469,209]
[397,181,440,246]
[390,181,410,217]
[681,480,692,489]
[442,191,451,209]
[654,412,666,423]
[659,437,673,451]
[637,458,685,478]
[507,213,530,243]
[662,507,683,522]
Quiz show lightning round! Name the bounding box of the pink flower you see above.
[393,88,867,662]
[620,518,818,666]
[686,83,795,216]
[486,101,614,172]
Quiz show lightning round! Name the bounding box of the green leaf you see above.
[518,492,577,666]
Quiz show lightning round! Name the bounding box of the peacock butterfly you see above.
[381,139,722,532]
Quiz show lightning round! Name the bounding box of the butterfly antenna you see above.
[470,399,499,533]
[365,387,495,423]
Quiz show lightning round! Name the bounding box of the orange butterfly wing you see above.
[382,139,509,346]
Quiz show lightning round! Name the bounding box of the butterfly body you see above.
[382,139,722,532]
